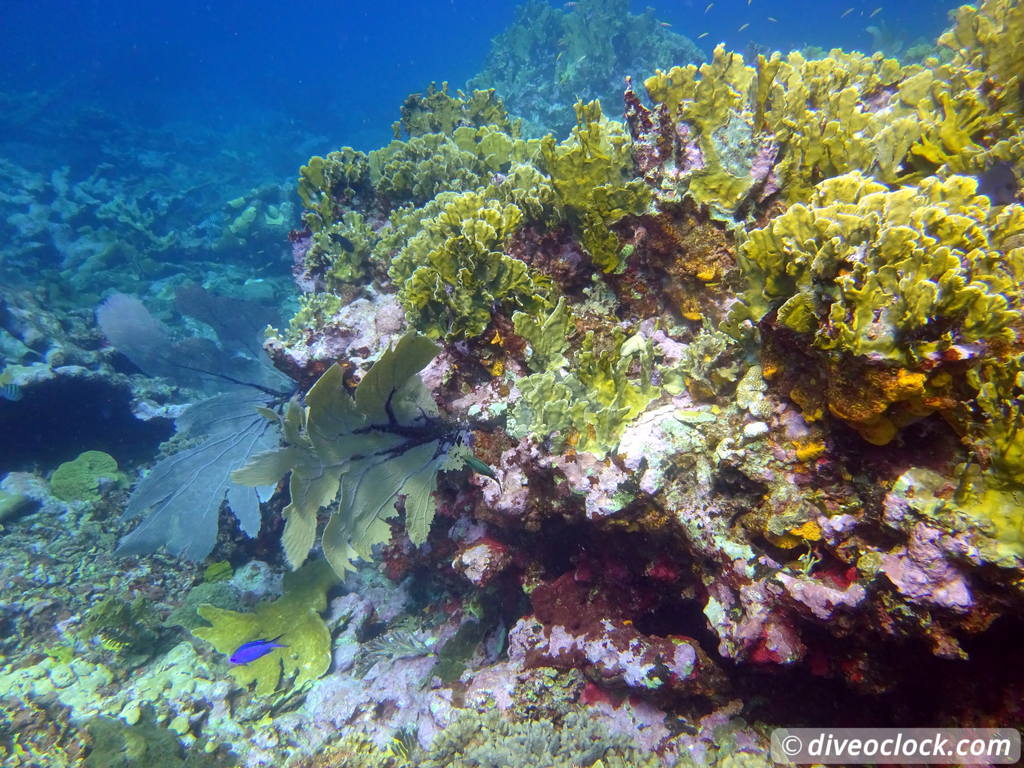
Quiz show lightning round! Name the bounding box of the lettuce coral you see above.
[302,210,379,291]
[512,296,572,372]
[637,46,760,215]
[737,171,1023,365]
[631,13,1024,217]
[509,328,658,459]
[391,81,520,139]
[388,190,553,340]
[369,125,542,207]
[297,148,372,232]
[733,171,1023,444]
[541,100,651,273]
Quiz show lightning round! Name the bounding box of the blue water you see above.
[3,0,962,161]
[0,0,967,293]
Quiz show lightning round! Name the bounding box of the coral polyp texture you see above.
[6,2,1024,767]
[260,4,1024,757]
[734,171,1024,446]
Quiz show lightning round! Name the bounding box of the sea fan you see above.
[233,332,467,576]
[98,291,291,560]
[116,392,279,560]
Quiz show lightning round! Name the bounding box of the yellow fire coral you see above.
[541,100,650,273]
[939,0,1024,117]
[734,171,1023,444]
[634,12,1023,215]
[389,190,553,340]
[738,171,1023,365]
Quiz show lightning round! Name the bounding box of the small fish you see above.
[704,2,713,12]
[977,160,1019,206]
[697,31,709,38]
[230,635,287,664]
[332,233,355,252]
[464,453,502,491]
[660,21,672,27]
[738,22,750,31]
[0,383,22,402]
[869,7,882,17]
[840,7,854,17]
[767,16,778,22]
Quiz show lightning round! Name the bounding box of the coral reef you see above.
[388,191,552,340]
[541,101,652,274]
[508,327,659,459]
[84,708,236,768]
[733,171,1023,446]
[469,0,703,138]
[391,82,520,140]
[5,3,1024,768]
[251,7,1024,762]
[0,140,296,305]
[0,697,91,768]
[233,332,474,575]
[420,709,661,768]
[627,5,1024,217]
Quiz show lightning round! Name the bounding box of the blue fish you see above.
[230,634,287,664]
[0,383,22,402]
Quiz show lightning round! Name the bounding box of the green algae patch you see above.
[509,328,659,459]
[203,560,233,583]
[192,559,336,697]
[0,489,31,521]
[85,707,236,768]
[50,450,124,503]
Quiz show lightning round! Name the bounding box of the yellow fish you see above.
[738,22,750,31]
[704,2,713,12]
[697,32,709,38]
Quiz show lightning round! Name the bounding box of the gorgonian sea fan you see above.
[233,332,469,577]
